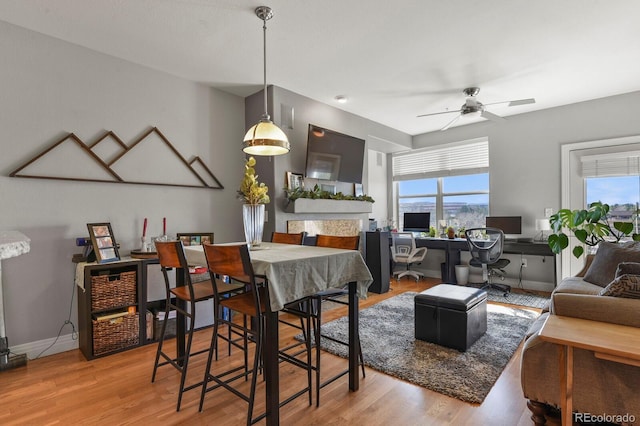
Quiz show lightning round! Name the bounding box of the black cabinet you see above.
[365,231,391,294]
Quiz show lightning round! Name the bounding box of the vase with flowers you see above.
[238,156,270,249]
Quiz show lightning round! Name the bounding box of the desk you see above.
[414,238,556,284]
[183,242,373,425]
[538,315,640,425]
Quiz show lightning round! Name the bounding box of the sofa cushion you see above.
[553,276,602,295]
[583,241,640,287]
[615,261,640,277]
[599,274,640,299]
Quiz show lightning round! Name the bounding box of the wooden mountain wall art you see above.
[9,127,224,190]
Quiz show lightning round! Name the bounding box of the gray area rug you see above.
[477,286,549,309]
[313,292,538,404]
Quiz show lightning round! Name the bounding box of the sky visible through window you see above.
[399,174,488,202]
[586,176,640,206]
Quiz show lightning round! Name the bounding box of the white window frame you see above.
[561,135,640,278]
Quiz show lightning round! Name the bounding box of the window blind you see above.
[581,151,640,177]
[392,139,489,181]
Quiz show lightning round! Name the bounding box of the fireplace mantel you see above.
[284,199,373,214]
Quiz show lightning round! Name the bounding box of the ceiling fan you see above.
[417,87,535,131]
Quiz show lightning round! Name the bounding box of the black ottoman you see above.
[415,284,487,351]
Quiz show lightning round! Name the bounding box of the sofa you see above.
[521,241,640,425]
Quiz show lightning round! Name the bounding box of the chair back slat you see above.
[271,231,306,245]
[315,234,360,250]
[155,240,196,301]
[156,240,186,269]
[203,244,254,281]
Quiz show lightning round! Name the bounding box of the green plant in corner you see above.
[238,156,270,205]
[548,201,640,258]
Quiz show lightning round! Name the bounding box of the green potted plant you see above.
[548,201,640,258]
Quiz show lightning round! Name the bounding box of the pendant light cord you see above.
[262,16,269,121]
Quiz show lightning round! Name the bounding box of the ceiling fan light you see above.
[243,120,290,156]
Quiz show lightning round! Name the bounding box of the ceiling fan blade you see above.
[440,114,462,131]
[507,98,536,107]
[417,109,460,118]
[484,98,536,107]
[481,110,506,123]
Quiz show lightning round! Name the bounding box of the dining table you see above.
[180,241,374,425]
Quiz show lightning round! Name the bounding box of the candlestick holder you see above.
[141,236,150,252]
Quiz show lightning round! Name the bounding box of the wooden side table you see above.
[538,315,640,425]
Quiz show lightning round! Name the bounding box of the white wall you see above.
[367,149,388,226]
[0,22,245,353]
[411,91,640,289]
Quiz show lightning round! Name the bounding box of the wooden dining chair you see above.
[312,234,366,406]
[199,243,266,425]
[275,233,365,407]
[269,231,314,406]
[271,231,306,245]
[151,240,244,412]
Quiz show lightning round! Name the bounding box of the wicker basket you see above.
[92,313,139,356]
[91,270,137,311]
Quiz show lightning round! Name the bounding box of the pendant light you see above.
[243,6,290,156]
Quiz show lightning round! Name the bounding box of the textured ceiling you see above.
[2,0,640,135]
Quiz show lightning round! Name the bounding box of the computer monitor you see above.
[403,212,431,233]
[485,216,522,236]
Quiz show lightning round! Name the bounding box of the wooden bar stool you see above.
[312,234,366,406]
[199,243,266,425]
[151,240,244,411]
[270,232,314,406]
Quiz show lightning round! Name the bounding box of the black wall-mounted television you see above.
[485,216,522,235]
[403,212,431,233]
[304,124,365,184]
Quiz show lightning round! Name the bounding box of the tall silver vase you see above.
[243,204,265,249]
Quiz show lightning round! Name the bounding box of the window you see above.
[393,139,489,233]
[582,152,640,232]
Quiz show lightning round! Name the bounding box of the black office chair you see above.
[464,228,511,296]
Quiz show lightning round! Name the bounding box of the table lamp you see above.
[535,218,551,242]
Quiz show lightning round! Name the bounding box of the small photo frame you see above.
[177,233,214,246]
[286,172,304,190]
[321,184,336,195]
[354,183,364,197]
[87,222,120,263]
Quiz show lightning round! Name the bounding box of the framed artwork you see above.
[321,183,336,195]
[87,222,120,263]
[286,171,304,190]
[177,232,214,246]
[354,183,364,197]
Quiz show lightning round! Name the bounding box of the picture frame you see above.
[87,222,120,263]
[354,183,364,197]
[177,232,214,246]
[286,171,304,190]
[321,183,336,195]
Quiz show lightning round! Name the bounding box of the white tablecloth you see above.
[183,242,373,312]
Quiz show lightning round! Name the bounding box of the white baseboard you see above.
[10,333,79,360]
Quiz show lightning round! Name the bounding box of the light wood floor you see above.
[1,278,550,425]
